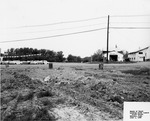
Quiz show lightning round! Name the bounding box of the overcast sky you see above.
[0,0,150,57]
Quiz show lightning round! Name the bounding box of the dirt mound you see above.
[1,73,43,92]
[1,72,66,121]
[1,63,150,121]
[1,88,64,121]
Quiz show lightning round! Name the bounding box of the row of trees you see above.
[3,48,84,62]
[4,48,65,62]
[3,47,128,62]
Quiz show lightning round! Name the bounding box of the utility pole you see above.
[0,48,3,62]
[106,15,110,63]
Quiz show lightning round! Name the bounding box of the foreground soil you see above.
[1,62,150,121]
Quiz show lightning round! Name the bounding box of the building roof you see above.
[128,46,150,54]
[102,50,123,54]
[102,50,112,54]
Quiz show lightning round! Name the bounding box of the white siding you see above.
[103,51,124,61]
[128,53,136,61]
[128,46,150,61]
[146,47,150,60]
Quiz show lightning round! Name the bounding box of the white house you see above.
[128,46,150,62]
[103,50,124,61]
[103,46,124,62]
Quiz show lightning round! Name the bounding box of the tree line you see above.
[3,48,65,62]
[2,47,128,62]
[2,47,84,62]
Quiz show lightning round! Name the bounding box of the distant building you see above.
[102,45,125,62]
[128,46,150,62]
[0,48,3,62]
[0,56,3,62]
[103,50,124,61]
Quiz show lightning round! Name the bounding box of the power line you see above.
[10,22,150,34]
[2,26,150,43]
[111,14,150,18]
[110,22,150,24]
[12,16,107,29]
[110,27,150,29]
[13,22,106,34]
[5,14,150,29]
[2,14,150,44]
[0,27,106,43]
[12,21,150,34]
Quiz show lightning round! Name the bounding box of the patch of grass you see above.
[55,98,66,105]
[3,108,56,121]
[33,108,56,121]
[37,90,54,98]
[40,98,54,108]
[1,91,18,104]
[107,95,124,104]
[17,91,34,102]
[122,68,150,75]
[3,112,17,121]
[1,79,16,91]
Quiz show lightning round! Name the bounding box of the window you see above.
[139,52,143,54]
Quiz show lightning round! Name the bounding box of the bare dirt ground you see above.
[1,62,150,121]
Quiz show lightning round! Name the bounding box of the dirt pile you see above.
[1,64,150,121]
[1,73,43,91]
[0,72,66,121]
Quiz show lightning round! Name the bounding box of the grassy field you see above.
[1,62,150,121]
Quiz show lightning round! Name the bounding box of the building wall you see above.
[129,47,150,61]
[129,52,144,62]
[103,51,124,61]
[146,47,150,60]
[128,53,136,61]
[117,53,124,61]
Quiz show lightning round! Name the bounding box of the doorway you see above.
[110,55,118,61]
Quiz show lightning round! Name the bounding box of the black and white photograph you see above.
[0,0,150,121]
